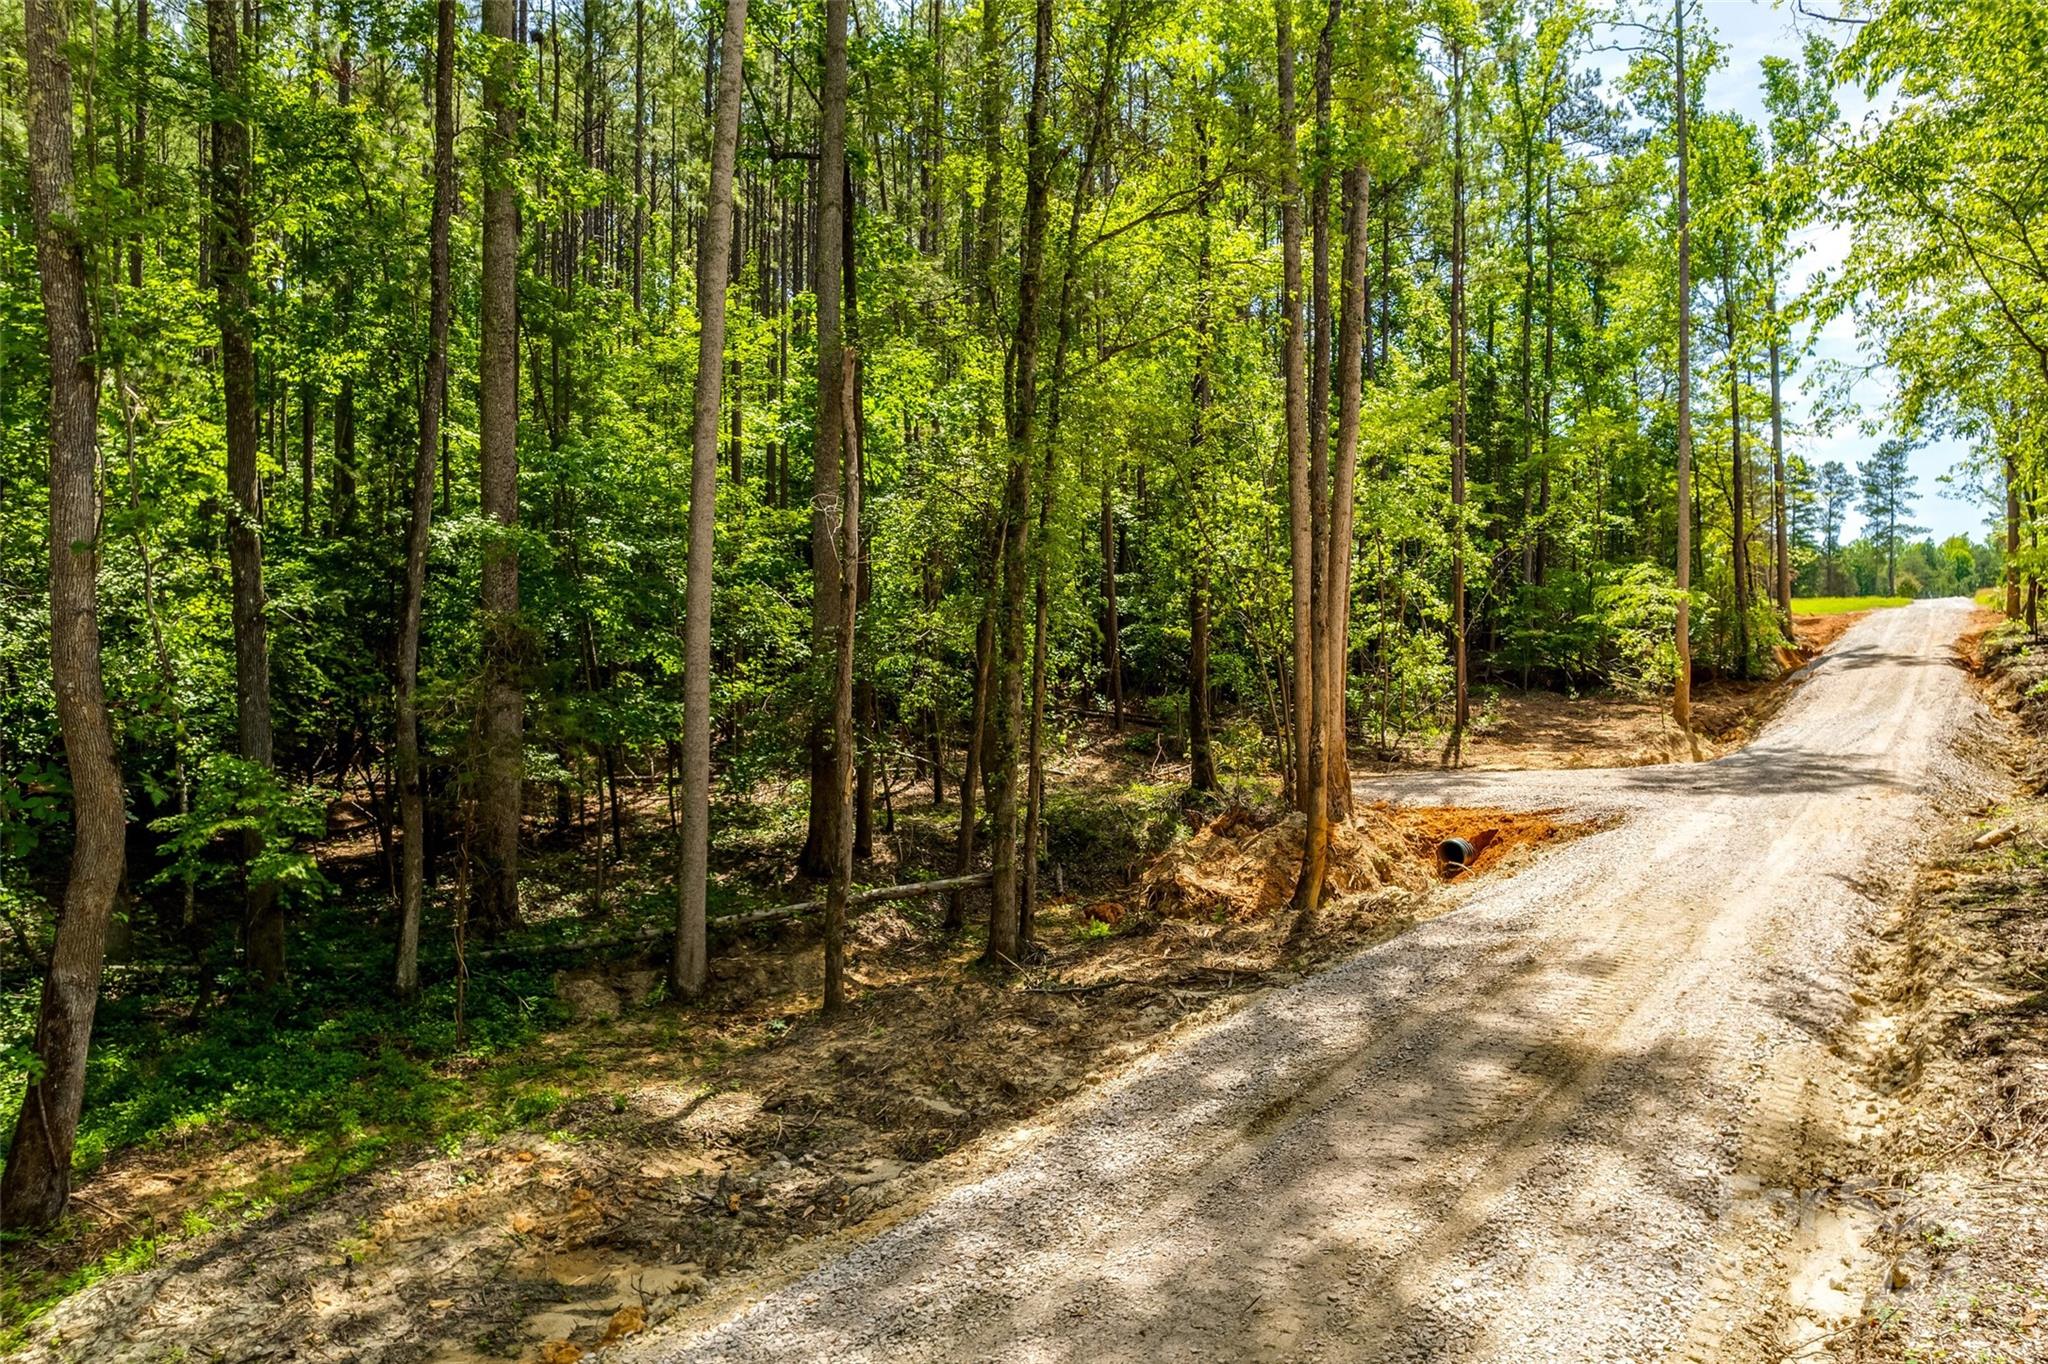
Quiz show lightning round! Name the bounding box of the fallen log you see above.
[97,872,1000,978]
[463,870,997,962]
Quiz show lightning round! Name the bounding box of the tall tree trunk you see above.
[477,0,525,934]
[1291,162,1369,935]
[823,356,861,1012]
[1769,284,1790,618]
[1320,164,1366,820]
[1727,284,1750,674]
[631,0,646,313]
[985,0,1054,968]
[208,0,279,985]
[1448,39,1470,766]
[672,0,746,997]
[2006,450,2022,618]
[396,0,459,1001]
[1101,475,1123,728]
[1277,0,1311,807]
[801,0,852,881]
[2,0,129,1231]
[1672,0,1697,750]
[1188,143,1216,796]
[128,0,148,289]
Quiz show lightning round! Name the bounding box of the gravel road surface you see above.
[631,599,1995,1364]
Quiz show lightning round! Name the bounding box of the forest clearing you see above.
[7,0,2048,1358]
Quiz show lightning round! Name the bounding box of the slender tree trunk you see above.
[631,0,645,313]
[1448,39,1470,766]
[1320,164,1366,820]
[1672,0,1697,750]
[1188,147,1216,796]
[1727,284,1750,674]
[985,0,1054,968]
[1769,286,1790,618]
[396,0,459,1002]
[208,0,279,985]
[801,0,852,881]
[1277,0,1311,806]
[1291,162,1368,936]
[823,356,861,1013]
[2,0,128,1230]
[1101,476,1123,728]
[946,572,998,931]
[477,0,524,934]
[128,0,148,290]
[2007,450,2022,618]
[672,0,747,998]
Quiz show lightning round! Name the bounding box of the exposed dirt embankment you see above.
[1812,618,2048,1363]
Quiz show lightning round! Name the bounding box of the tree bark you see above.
[208,0,280,985]
[985,0,1054,968]
[824,356,861,1013]
[1291,162,1368,936]
[1320,163,1366,821]
[1448,39,1470,766]
[1727,283,1750,674]
[477,0,525,934]
[2006,450,2022,618]
[1672,0,1697,750]
[1277,0,1311,807]
[2,0,129,1231]
[801,0,852,881]
[673,0,748,999]
[1770,292,1790,619]
[396,0,459,1002]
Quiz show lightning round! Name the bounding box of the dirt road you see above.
[631,600,1998,1363]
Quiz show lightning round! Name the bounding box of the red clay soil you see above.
[1128,803,1573,923]
[1380,803,1568,878]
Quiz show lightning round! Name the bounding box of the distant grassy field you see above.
[1790,596,1911,616]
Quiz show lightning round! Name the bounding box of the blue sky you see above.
[1595,1,1989,544]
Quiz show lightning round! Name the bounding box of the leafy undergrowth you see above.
[1,777,1588,1363]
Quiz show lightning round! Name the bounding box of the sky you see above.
[1593,1,1991,545]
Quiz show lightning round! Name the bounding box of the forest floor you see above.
[2,753,1583,1361]
[9,599,2009,1364]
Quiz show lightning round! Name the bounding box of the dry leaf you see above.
[538,1341,583,1364]
[514,1150,537,1163]
[427,1298,454,1310]
[511,1211,538,1234]
[601,1304,647,1344]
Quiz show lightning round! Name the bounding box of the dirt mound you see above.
[1134,806,1428,920]
[1129,803,1574,921]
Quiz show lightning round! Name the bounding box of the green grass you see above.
[1790,595,1912,615]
